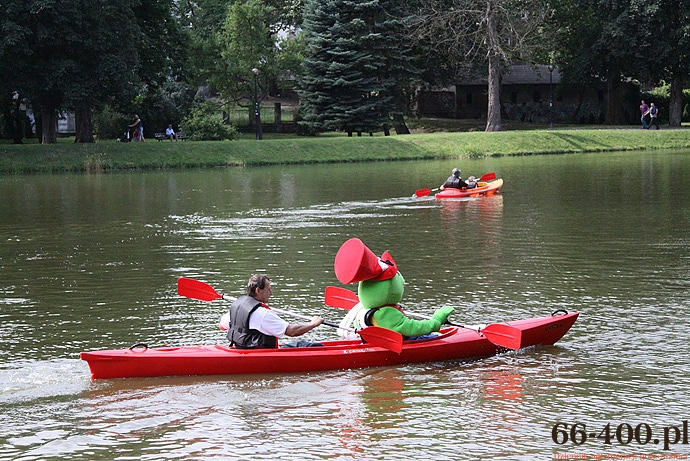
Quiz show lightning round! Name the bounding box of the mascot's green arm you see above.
[372,306,452,337]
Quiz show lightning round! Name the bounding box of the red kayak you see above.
[435,178,503,199]
[80,311,579,380]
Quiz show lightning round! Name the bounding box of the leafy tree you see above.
[408,0,551,131]
[218,0,278,106]
[550,0,690,126]
[549,0,645,124]
[181,0,303,137]
[0,0,33,143]
[0,0,186,144]
[69,0,144,142]
[627,0,690,127]
[180,100,240,140]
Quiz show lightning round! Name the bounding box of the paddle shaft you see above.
[203,291,339,329]
[221,296,339,328]
[178,277,402,351]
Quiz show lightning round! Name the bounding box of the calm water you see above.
[1,150,689,460]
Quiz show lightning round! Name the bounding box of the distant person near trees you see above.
[165,124,177,141]
[129,114,145,142]
[645,103,660,130]
[640,100,649,129]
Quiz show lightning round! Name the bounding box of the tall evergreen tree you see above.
[299,0,400,135]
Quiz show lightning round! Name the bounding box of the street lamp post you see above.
[252,68,263,140]
[548,64,554,129]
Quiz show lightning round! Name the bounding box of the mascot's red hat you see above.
[334,238,398,284]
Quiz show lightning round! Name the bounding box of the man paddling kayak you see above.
[227,274,324,348]
[440,168,468,190]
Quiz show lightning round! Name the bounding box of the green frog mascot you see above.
[334,238,454,339]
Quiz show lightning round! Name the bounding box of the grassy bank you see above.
[1,127,689,174]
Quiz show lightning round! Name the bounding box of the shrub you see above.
[93,105,131,139]
[180,102,239,141]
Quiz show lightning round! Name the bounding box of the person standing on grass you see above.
[640,100,649,129]
[646,103,660,130]
[129,114,145,142]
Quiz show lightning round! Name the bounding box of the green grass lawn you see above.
[1,121,689,174]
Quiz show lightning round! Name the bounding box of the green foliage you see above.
[93,106,131,140]
[217,0,276,102]
[0,0,190,143]
[138,82,197,137]
[299,0,402,135]
[201,0,304,108]
[180,101,240,141]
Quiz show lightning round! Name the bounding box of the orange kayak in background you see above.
[435,178,504,199]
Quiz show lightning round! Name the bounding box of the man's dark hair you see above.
[246,274,270,297]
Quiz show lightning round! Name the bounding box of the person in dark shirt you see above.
[440,168,468,190]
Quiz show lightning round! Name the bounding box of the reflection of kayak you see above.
[80,310,578,380]
[435,178,503,199]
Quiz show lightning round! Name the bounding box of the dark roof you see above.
[458,64,561,85]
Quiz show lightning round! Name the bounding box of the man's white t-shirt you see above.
[249,306,289,337]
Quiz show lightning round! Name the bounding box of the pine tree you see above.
[299,0,401,136]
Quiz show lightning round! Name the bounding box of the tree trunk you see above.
[668,73,684,128]
[485,53,502,132]
[484,0,502,132]
[74,104,95,143]
[41,105,58,144]
[392,113,410,134]
[2,96,24,144]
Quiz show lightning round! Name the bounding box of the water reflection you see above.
[483,369,524,401]
[2,152,690,460]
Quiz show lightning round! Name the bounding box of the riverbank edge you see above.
[1,128,688,174]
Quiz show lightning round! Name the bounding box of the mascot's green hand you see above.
[432,305,455,325]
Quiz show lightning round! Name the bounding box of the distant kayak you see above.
[435,178,503,199]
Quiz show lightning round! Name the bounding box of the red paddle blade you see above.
[324,286,359,309]
[414,188,432,197]
[480,172,496,181]
[480,312,579,350]
[480,323,523,350]
[359,326,403,353]
[178,277,222,302]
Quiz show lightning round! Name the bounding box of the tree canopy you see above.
[2,0,690,144]
[0,0,183,143]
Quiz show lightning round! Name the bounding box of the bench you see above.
[154,131,188,141]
